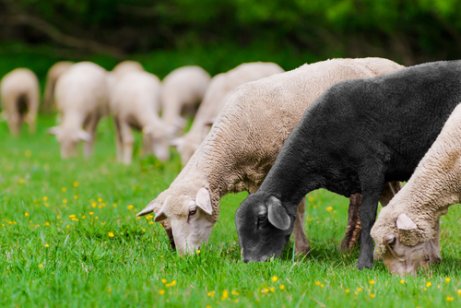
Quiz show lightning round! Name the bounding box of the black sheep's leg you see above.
[357,170,385,269]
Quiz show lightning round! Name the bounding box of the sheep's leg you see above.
[114,118,123,162]
[141,134,153,156]
[119,122,134,164]
[357,170,384,270]
[340,182,400,252]
[293,198,310,255]
[7,112,21,136]
[83,115,100,157]
[340,193,362,252]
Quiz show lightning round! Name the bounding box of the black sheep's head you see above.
[235,192,294,262]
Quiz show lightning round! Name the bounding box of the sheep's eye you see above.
[256,214,267,228]
[187,209,197,223]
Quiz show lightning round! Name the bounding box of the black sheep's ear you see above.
[267,196,291,231]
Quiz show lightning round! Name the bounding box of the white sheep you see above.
[371,103,461,275]
[111,60,144,78]
[110,70,173,164]
[160,66,211,133]
[173,62,284,165]
[43,61,73,112]
[0,68,39,135]
[138,58,404,255]
[49,62,109,158]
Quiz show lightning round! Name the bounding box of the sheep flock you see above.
[0,58,460,277]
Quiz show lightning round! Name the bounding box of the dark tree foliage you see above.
[1,0,461,64]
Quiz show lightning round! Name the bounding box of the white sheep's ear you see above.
[137,200,161,217]
[196,187,212,215]
[396,213,417,230]
[77,130,91,142]
[48,126,61,136]
[267,196,291,231]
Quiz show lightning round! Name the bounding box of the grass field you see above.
[0,115,460,307]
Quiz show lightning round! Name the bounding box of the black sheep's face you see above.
[235,193,294,262]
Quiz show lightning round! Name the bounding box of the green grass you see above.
[0,115,460,307]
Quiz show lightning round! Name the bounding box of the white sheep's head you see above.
[138,187,215,255]
[372,213,441,276]
[142,124,175,162]
[48,126,91,158]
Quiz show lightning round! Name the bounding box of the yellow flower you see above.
[62,198,68,204]
[271,276,278,282]
[127,204,135,210]
[369,279,375,285]
[165,280,176,288]
[89,211,94,216]
[73,195,79,200]
[315,281,322,286]
[207,291,215,297]
[44,243,50,248]
[42,196,48,202]
[326,206,333,212]
[73,181,79,188]
[279,284,286,291]
[97,197,103,203]
[44,221,51,227]
[344,288,350,294]
[269,287,275,293]
[158,289,165,296]
[145,214,154,220]
[231,290,239,296]
[38,263,44,269]
[261,287,269,294]
[445,277,451,284]
[196,249,201,255]
[61,187,67,192]
[206,305,212,308]
[446,296,454,302]
[108,232,115,238]
[24,212,30,217]
[91,201,97,208]
[221,290,229,300]
[426,282,432,288]
[400,279,406,285]
[370,293,376,299]
[457,289,461,296]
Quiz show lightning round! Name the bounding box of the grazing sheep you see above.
[111,60,144,79]
[371,104,461,275]
[235,60,461,269]
[160,66,211,134]
[43,61,73,112]
[174,62,284,165]
[138,58,403,256]
[49,62,109,158]
[110,70,173,164]
[0,68,39,135]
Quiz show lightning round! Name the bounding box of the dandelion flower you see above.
[42,196,48,202]
[61,187,67,192]
[158,289,165,295]
[73,181,79,188]
[108,231,115,238]
[344,288,350,294]
[400,279,406,285]
[457,289,461,296]
[44,243,49,248]
[127,204,135,210]
[38,263,44,269]
[24,212,30,217]
[271,276,278,282]
[446,296,454,302]
[221,290,229,300]
[370,293,376,299]
[426,282,432,288]
[445,277,451,284]
[279,284,286,291]
[231,290,239,296]
[89,212,94,216]
[161,278,167,284]
[196,249,201,255]
[207,291,215,297]
[314,281,322,286]
[369,279,375,285]
[261,288,269,294]
[326,206,333,212]
[166,280,176,288]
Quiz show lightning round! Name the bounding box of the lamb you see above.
[110,70,173,164]
[160,66,211,134]
[371,103,461,275]
[0,68,39,135]
[137,58,404,256]
[173,62,284,165]
[49,62,109,158]
[235,60,461,269]
[111,60,144,78]
[43,61,73,112]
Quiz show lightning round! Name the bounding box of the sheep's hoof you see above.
[357,259,374,270]
[295,244,311,256]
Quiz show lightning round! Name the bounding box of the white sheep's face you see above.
[380,214,441,276]
[48,127,91,158]
[153,187,215,255]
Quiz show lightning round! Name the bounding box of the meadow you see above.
[0,112,459,307]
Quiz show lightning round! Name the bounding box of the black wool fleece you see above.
[236,60,461,269]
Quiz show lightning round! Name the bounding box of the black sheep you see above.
[235,60,461,269]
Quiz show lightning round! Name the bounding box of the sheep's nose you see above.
[243,258,249,263]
